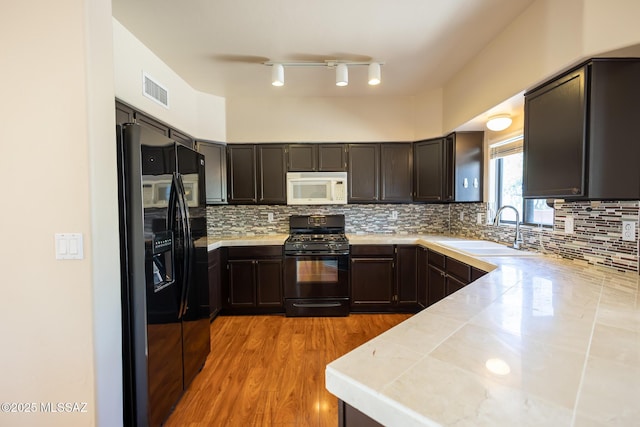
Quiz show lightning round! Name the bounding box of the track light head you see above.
[271,63,284,87]
[368,63,381,85]
[336,63,348,87]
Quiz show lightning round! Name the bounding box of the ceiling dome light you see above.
[368,62,381,85]
[336,63,348,87]
[486,114,512,131]
[272,63,284,87]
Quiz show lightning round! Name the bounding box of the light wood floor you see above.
[165,313,412,427]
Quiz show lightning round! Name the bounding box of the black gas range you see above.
[284,215,349,255]
[283,215,350,317]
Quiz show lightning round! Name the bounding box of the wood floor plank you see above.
[164,313,411,427]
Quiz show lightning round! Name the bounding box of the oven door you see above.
[284,254,349,298]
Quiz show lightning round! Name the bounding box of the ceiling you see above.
[112,0,536,100]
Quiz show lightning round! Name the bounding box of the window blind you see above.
[490,135,523,159]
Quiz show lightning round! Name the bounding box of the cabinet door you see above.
[256,259,283,307]
[257,144,287,204]
[427,264,446,306]
[471,267,487,282]
[395,246,417,306]
[417,247,428,309]
[318,144,347,171]
[381,143,413,202]
[350,258,394,307]
[227,145,257,203]
[446,275,466,296]
[115,101,135,125]
[228,260,256,307]
[348,144,380,202]
[208,249,222,318]
[198,141,227,204]
[169,128,194,149]
[453,132,483,202]
[524,67,586,198]
[414,138,446,202]
[135,112,170,136]
[288,144,317,171]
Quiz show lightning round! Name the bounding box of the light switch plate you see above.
[477,213,483,224]
[55,233,84,260]
[622,221,636,241]
[565,217,574,234]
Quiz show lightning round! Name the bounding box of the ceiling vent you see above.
[142,72,169,108]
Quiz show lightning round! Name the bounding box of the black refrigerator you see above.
[117,123,210,426]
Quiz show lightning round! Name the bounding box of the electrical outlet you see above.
[391,211,398,220]
[565,217,574,234]
[267,212,274,223]
[459,212,465,221]
[622,221,636,241]
[477,213,483,224]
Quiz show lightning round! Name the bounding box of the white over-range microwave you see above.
[286,172,348,205]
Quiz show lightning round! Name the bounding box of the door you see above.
[177,145,210,388]
[121,124,183,427]
[257,144,287,203]
[414,138,447,201]
[284,255,349,298]
[227,145,257,203]
[348,144,379,202]
[381,143,412,202]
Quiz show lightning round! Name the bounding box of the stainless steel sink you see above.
[435,240,540,257]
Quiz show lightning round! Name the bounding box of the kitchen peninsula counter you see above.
[326,240,640,426]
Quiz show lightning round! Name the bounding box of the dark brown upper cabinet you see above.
[196,141,227,204]
[348,143,412,203]
[288,144,347,171]
[413,132,483,203]
[524,58,640,200]
[413,137,452,202]
[135,112,170,136]
[257,145,287,204]
[227,144,287,204]
[169,128,194,149]
[451,132,483,202]
[227,145,257,203]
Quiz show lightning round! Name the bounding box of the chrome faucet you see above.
[493,205,522,249]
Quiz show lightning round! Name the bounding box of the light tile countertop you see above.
[207,233,640,426]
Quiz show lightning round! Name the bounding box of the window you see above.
[490,137,553,226]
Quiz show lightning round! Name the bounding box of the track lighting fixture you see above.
[265,60,384,87]
[368,63,381,85]
[271,63,284,86]
[335,63,348,87]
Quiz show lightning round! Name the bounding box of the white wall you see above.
[113,19,226,142]
[226,95,423,142]
[443,0,640,132]
[0,0,118,426]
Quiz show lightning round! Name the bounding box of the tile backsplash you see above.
[450,201,639,273]
[207,200,640,272]
[206,204,450,235]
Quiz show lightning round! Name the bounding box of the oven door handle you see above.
[292,302,343,308]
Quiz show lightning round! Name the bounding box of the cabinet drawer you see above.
[350,245,394,257]
[227,245,282,259]
[427,250,446,270]
[446,258,471,283]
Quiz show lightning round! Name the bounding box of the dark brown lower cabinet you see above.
[208,249,222,319]
[426,248,487,307]
[339,400,383,427]
[350,245,394,310]
[417,247,428,308]
[350,245,419,313]
[223,246,284,314]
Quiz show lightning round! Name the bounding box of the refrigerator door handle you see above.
[175,173,194,318]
